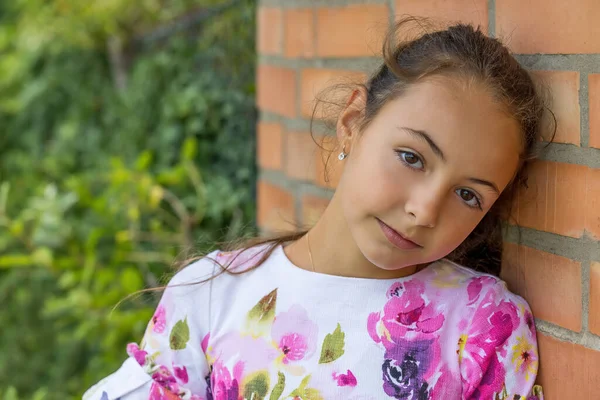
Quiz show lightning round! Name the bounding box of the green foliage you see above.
[0,0,257,398]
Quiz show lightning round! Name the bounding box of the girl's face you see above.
[338,77,522,270]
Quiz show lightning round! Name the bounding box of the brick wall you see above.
[255,0,600,396]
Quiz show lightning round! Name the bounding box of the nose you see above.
[404,182,444,228]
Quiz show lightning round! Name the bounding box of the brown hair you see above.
[172,18,554,285]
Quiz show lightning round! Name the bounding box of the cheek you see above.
[434,209,486,256]
[344,150,408,213]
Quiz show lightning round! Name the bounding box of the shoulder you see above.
[435,259,529,305]
[430,259,534,329]
[165,243,277,292]
[443,261,536,345]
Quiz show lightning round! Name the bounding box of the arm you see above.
[459,281,544,400]
[83,254,218,400]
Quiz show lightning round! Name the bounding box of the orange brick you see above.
[286,131,317,181]
[588,74,600,149]
[257,65,297,118]
[284,9,314,58]
[302,195,331,226]
[532,71,580,145]
[316,5,389,57]
[257,8,283,55]
[315,136,345,189]
[514,161,587,238]
[496,0,600,54]
[257,122,283,170]
[536,333,600,397]
[590,262,600,336]
[394,0,488,32]
[300,68,367,118]
[257,181,295,232]
[586,167,600,239]
[502,244,582,332]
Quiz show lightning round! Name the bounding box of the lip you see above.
[376,218,422,250]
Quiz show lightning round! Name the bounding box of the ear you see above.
[336,86,367,150]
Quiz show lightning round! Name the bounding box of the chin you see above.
[359,238,427,271]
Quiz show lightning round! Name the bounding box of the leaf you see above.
[289,375,324,400]
[242,371,270,400]
[269,372,285,400]
[289,375,311,397]
[181,137,198,160]
[0,182,9,214]
[169,318,190,350]
[0,254,33,269]
[245,289,277,336]
[319,323,345,364]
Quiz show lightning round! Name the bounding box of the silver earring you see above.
[338,145,348,161]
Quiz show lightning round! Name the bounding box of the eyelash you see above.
[395,150,483,210]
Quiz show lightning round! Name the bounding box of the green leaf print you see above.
[269,372,285,400]
[319,323,345,364]
[169,317,190,350]
[243,371,270,400]
[289,375,324,400]
[245,288,277,336]
[148,351,161,365]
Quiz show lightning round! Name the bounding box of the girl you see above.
[85,21,548,400]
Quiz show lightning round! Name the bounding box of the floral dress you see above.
[84,244,544,400]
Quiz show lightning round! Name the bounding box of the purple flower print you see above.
[126,343,147,366]
[381,340,432,400]
[152,304,167,334]
[271,305,319,364]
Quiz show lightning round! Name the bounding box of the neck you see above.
[286,191,419,279]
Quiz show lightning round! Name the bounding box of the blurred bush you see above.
[0,0,257,398]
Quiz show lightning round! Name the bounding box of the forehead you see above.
[372,77,522,189]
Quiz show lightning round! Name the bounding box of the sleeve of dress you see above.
[83,252,219,400]
[459,280,544,400]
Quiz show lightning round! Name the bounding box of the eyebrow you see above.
[400,127,446,162]
[399,126,500,195]
[467,178,500,195]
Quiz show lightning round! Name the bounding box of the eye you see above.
[455,188,482,210]
[396,150,424,170]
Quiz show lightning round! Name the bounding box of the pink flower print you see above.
[149,381,180,400]
[466,276,497,305]
[271,305,318,364]
[152,304,167,334]
[126,342,148,366]
[370,280,445,346]
[461,291,519,398]
[278,333,309,364]
[512,336,538,381]
[209,333,278,375]
[524,309,536,337]
[173,364,189,384]
[386,282,405,298]
[201,333,210,353]
[333,370,357,387]
[210,361,241,400]
[151,365,179,394]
